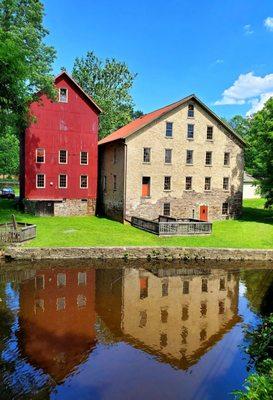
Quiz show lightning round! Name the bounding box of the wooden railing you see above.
[0,222,36,244]
[131,216,212,236]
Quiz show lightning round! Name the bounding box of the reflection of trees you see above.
[241,270,273,316]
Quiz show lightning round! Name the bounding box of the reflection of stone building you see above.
[96,268,240,369]
[18,269,96,382]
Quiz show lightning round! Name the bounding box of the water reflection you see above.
[96,267,240,370]
[0,264,272,399]
[18,269,96,382]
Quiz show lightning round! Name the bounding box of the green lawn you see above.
[0,198,272,248]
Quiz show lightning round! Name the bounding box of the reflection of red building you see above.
[18,269,96,382]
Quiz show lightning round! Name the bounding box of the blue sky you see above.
[43,0,273,119]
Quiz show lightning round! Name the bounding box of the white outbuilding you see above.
[243,172,260,199]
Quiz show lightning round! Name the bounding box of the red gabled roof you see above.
[55,71,102,114]
[98,94,245,146]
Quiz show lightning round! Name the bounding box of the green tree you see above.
[0,128,19,176]
[246,98,273,208]
[72,51,137,138]
[0,0,56,133]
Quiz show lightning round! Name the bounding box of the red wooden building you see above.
[20,71,101,215]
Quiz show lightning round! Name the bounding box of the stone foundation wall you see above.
[54,199,96,216]
[126,190,243,221]
[5,246,273,261]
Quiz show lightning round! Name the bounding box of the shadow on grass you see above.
[239,206,273,225]
[0,199,35,222]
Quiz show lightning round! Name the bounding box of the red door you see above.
[200,205,208,221]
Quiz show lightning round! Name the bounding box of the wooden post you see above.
[12,214,17,231]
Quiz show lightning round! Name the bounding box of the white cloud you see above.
[214,72,273,115]
[264,17,273,31]
[244,24,253,35]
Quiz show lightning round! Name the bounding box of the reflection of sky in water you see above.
[0,266,272,400]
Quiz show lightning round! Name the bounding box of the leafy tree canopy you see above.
[72,51,137,138]
[0,128,19,176]
[0,0,56,132]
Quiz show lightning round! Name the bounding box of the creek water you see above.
[0,260,272,400]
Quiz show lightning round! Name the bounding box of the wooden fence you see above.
[0,222,36,244]
[131,216,212,236]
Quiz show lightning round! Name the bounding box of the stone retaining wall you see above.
[4,246,273,261]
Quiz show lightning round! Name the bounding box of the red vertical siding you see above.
[24,73,99,201]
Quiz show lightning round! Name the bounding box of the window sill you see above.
[206,139,214,142]
[187,138,194,141]
[223,189,230,192]
[142,162,151,165]
[223,165,230,168]
[164,163,172,165]
[204,190,212,192]
[165,136,173,139]
[187,116,195,119]
[164,190,172,192]
[185,163,194,166]
[204,164,212,167]
[141,196,151,199]
[184,189,193,192]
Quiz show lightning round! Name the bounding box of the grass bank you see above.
[0,198,272,248]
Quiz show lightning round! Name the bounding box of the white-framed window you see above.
[165,149,172,164]
[35,275,45,290]
[223,177,229,190]
[59,174,67,188]
[57,273,66,287]
[188,104,194,118]
[163,202,170,216]
[80,151,88,165]
[78,272,87,286]
[224,152,230,166]
[207,126,213,140]
[187,124,194,139]
[77,294,87,309]
[36,174,45,188]
[59,149,67,164]
[205,151,212,165]
[59,88,68,103]
[80,175,88,188]
[34,299,44,313]
[36,148,45,163]
[143,147,151,163]
[185,176,192,190]
[186,150,193,164]
[56,297,66,311]
[164,176,171,191]
[222,202,229,215]
[204,177,211,191]
[165,122,173,137]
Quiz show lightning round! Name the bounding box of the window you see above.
[223,177,229,190]
[219,300,225,314]
[200,301,207,317]
[166,122,173,137]
[78,272,87,286]
[34,299,44,313]
[188,104,194,118]
[35,275,45,290]
[140,277,148,299]
[160,332,168,348]
[59,88,68,102]
[204,177,211,191]
[80,151,88,165]
[163,202,170,216]
[187,124,194,139]
[143,147,151,163]
[113,148,117,164]
[103,176,107,191]
[182,305,189,321]
[139,310,147,328]
[164,176,171,191]
[185,176,192,190]
[222,202,229,215]
[36,174,45,188]
[161,307,168,323]
[142,176,150,197]
[201,279,208,292]
[220,277,226,291]
[200,328,207,342]
[59,150,67,164]
[183,280,189,294]
[57,273,66,287]
[165,148,172,164]
[207,126,213,140]
[224,152,230,166]
[59,174,67,188]
[181,327,188,344]
[186,150,193,164]
[205,151,212,165]
[113,174,117,191]
[80,175,88,188]
[57,297,66,311]
[162,280,168,297]
[36,148,45,163]
[77,294,87,308]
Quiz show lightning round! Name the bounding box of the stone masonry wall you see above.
[125,99,244,222]
[54,199,96,216]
